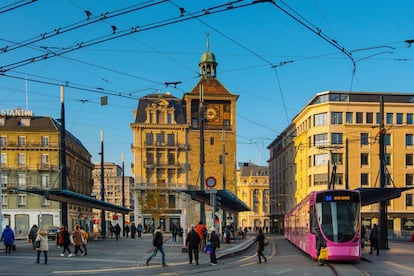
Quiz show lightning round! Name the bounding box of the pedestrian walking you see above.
[125,224,130,238]
[209,227,220,265]
[114,223,121,241]
[1,225,15,254]
[146,226,167,267]
[59,226,73,257]
[137,223,143,238]
[130,223,137,239]
[178,227,184,242]
[35,229,49,264]
[255,228,267,263]
[171,225,177,243]
[80,226,88,255]
[28,224,38,249]
[370,224,380,255]
[72,224,84,256]
[186,225,200,265]
[109,222,114,239]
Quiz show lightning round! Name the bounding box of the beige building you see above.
[269,91,414,238]
[130,92,189,232]
[130,42,239,231]
[0,111,93,233]
[236,162,270,232]
[92,162,134,230]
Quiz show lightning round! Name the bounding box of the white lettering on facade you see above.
[0,108,33,117]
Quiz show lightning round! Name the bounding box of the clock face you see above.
[206,105,219,122]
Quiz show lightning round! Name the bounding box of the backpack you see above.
[202,227,208,238]
[153,231,162,247]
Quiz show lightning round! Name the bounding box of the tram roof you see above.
[16,189,132,213]
[357,187,413,206]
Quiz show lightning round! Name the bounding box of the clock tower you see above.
[183,37,239,198]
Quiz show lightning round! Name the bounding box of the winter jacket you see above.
[255,232,265,252]
[209,231,220,249]
[186,229,200,249]
[1,227,15,246]
[72,229,83,246]
[35,232,49,251]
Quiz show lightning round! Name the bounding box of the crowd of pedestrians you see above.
[1,221,268,268]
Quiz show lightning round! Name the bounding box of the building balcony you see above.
[143,161,183,169]
[144,141,188,150]
[37,164,59,171]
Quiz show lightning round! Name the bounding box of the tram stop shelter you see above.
[183,189,250,212]
[16,188,131,213]
[357,187,413,206]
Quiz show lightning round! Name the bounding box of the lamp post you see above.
[122,152,125,237]
[60,86,68,228]
[99,130,106,238]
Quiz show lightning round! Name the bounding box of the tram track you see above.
[326,261,371,276]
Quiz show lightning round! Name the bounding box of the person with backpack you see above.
[146,226,167,267]
[196,221,207,250]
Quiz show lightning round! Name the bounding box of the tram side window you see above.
[310,206,317,233]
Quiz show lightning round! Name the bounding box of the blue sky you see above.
[1,0,413,174]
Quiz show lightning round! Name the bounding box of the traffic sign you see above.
[206,176,217,188]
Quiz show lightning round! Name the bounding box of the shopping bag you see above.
[263,237,269,246]
[318,247,328,261]
[204,244,212,254]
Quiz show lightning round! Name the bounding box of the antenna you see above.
[25,77,29,110]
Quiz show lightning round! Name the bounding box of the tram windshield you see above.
[316,200,360,242]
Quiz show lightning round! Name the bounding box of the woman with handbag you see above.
[255,227,267,263]
[34,229,49,264]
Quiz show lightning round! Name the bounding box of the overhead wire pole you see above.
[379,95,389,249]
[60,86,68,227]
[100,130,106,238]
[121,153,125,236]
[199,76,205,224]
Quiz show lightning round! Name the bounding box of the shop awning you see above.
[182,189,250,212]
[357,187,413,206]
[16,189,131,214]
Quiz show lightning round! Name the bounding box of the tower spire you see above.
[199,33,217,78]
[206,32,210,52]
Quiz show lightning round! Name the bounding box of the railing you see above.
[131,182,187,190]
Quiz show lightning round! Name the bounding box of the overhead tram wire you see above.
[0,0,169,54]
[269,1,357,90]
[2,73,139,101]
[169,0,292,123]
[0,0,37,14]
[0,1,258,73]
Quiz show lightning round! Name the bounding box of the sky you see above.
[1,0,414,175]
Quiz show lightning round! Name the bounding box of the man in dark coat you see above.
[114,223,121,241]
[186,225,201,265]
[209,227,220,265]
[369,224,379,255]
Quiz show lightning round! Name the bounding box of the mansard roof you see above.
[0,115,90,155]
[134,92,186,124]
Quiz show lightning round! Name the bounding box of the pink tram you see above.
[284,190,361,261]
